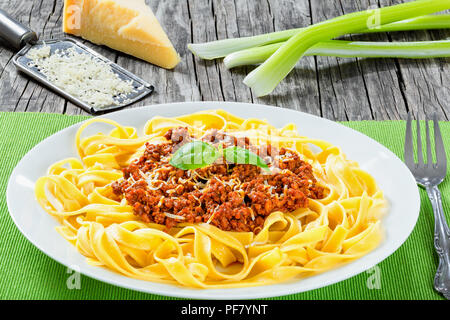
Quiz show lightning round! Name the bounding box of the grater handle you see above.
[0,9,38,50]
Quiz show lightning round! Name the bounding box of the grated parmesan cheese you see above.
[26,45,136,108]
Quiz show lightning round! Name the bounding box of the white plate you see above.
[6,102,420,299]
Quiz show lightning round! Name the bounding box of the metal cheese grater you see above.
[0,9,154,114]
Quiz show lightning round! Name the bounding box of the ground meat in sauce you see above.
[112,127,324,233]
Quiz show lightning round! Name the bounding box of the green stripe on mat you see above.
[1,112,449,300]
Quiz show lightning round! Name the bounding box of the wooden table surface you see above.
[0,0,448,120]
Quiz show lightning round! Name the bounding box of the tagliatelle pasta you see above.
[35,109,387,288]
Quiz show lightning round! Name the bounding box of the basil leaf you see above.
[223,146,270,172]
[170,141,219,170]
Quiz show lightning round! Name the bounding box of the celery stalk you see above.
[311,40,450,58]
[188,14,450,60]
[224,40,450,68]
[243,0,450,97]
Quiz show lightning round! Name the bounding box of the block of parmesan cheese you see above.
[63,0,180,69]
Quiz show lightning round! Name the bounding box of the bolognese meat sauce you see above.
[112,127,324,233]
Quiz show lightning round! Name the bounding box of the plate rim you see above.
[6,101,421,299]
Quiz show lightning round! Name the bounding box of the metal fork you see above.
[404,113,450,299]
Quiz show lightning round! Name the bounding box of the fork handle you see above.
[426,186,450,299]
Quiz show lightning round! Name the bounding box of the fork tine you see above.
[425,117,433,165]
[433,114,447,172]
[404,112,415,168]
[416,114,424,166]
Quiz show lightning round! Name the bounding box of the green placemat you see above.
[1,112,449,300]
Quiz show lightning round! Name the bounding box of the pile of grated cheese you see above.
[26,44,136,108]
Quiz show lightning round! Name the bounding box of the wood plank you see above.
[208,0,254,103]
[186,0,225,102]
[310,0,403,121]
[114,0,202,109]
